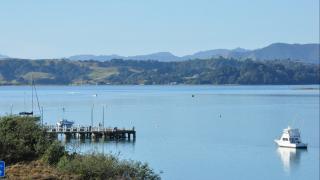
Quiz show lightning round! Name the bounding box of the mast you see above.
[10,104,13,115]
[19,74,41,117]
[31,75,34,114]
[102,105,105,127]
[23,91,26,112]
[33,82,42,117]
[41,107,43,126]
[91,104,94,127]
[62,107,65,119]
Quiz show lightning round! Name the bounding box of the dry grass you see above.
[5,160,80,180]
[88,67,119,80]
[22,72,54,81]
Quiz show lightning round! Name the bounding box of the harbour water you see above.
[0,85,319,180]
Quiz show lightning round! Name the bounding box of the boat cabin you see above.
[280,127,302,144]
[275,126,307,148]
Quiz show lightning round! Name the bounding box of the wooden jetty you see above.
[46,126,136,141]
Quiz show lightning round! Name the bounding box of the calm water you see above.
[0,85,319,180]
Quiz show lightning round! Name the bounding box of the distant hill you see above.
[69,52,179,62]
[182,49,233,60]
[129,52,179,61]
[2,43,319,63]
[181,48,250,60]
[68,43,319,63]
[239,43,319,63]
[0,54,9,59]
[68,54,123,61]
[0,58,319,85]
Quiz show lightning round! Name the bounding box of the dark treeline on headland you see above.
[0,57,319,85]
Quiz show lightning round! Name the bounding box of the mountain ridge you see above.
[68,43,319,63]
[0,54,9,59]
[2,43,319,63]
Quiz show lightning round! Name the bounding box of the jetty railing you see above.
[45,125,136,141]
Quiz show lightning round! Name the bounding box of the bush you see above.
[0,116,54,163]
[42,141,66,165]
[0,116,161,179]
[57,153,160,180]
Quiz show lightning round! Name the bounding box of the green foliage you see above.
[0,115,161,179]
[0,59,90,85]
[0,115,54,163]
[57,153,161,180]
[42,141,66,165]
[0,58,319,85]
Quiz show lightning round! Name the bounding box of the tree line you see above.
[0,57,319,85]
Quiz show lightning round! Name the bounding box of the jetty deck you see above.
[46,126,136,141]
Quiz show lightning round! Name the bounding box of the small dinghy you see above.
[274,126,307,148]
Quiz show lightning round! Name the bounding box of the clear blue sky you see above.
[0,0,319,59]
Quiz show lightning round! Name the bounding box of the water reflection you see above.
[58,136,136,155]
[277,147,307,173]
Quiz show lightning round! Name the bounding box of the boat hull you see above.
[274,140,307,149]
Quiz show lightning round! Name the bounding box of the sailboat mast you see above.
[24,92,26,112]
[41,107,43,126]
[102,105,105,127]
[31,75,34,114]
[91,105,94,127]
[33,82,42,117]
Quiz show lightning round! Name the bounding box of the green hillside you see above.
[0,58,319,85]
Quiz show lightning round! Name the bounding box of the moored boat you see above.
[56,119,74,128]
[274,126,307,148]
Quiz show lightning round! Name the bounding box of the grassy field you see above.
[22,72,54,81]
[88,67,119,81]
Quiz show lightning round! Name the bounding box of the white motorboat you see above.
[56,119,74,128]
[274,126,307,148]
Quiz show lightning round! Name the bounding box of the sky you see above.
[0,0,319,59]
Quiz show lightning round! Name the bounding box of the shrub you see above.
[0,115,54,163]
[0,116,161,179]
[57,153,160,180]
[42,141,66,165]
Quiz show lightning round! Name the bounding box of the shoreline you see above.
[0,84,319,87]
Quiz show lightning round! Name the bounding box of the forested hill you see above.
[0,58,319,85]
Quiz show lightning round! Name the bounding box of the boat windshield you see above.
[289,138,300,143]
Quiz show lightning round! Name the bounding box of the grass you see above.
[5,160,80,180]
[88,67,119,80]
[22,72,54,81]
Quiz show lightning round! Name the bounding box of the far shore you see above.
[0,84,319,87]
